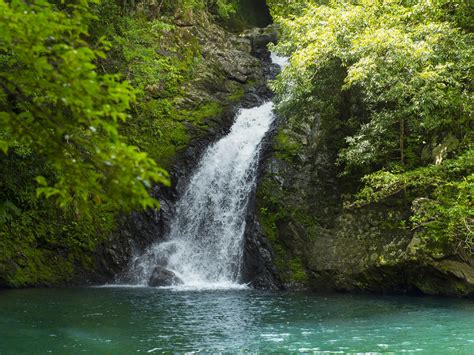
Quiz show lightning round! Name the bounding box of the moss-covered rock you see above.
[255,97,474,297]
[0,3,273,288]
[78,19,279,285]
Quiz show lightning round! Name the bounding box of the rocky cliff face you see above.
[255,101,474,297]
[6,1,470,296]
[87,17,474,296]
[79,23,282,286]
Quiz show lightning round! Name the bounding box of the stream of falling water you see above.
[128,54,287,290]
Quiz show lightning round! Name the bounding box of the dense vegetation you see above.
[0,0,471,290]
[0,0,265,286]
[269,0,472,259]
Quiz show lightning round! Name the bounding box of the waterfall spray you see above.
[129,54,288,289]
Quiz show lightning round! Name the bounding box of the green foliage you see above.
[213,0,236,18]
[117,0,237,20]
[0,0,169,212]
[0,147,116,287]
[270,0,473,257]
[352,150,473,257]
[257,177,313,283]
[0,0,237,287]
[274,130,301,161]
[273,0,472,171]
[266,0,307,18]
[100,11,226,166]
[288,257,308,282]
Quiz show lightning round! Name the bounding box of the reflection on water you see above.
[1,288,474,353]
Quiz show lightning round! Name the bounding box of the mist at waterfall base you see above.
[128,102,275,289]
[124,57,286,290]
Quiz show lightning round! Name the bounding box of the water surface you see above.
[1,288,474,353]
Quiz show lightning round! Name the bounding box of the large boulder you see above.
[241,25,278,57]
[148,266,182,287]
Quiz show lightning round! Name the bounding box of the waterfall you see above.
[129,54,287,289]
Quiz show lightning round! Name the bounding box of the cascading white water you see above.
[131,54,288,289]
[270,52,288,68]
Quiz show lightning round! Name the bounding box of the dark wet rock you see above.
[256,133,474,296]
[254,71,474,297]
[148,267,182,287]
[240,100,284,290]
[240,92,264,107]
[241,25,278,58]
[242,214,282,290]
[79,23,282,288]
[231,37,252,53]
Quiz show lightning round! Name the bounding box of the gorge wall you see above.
[2,0,472,298]
[0,1,277,288]
[256,107,474,297]
[252,1,473,298]
[88,25,282,287]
